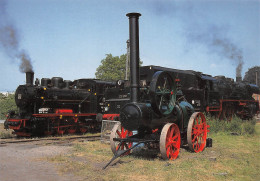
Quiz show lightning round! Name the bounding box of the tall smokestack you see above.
[26,71,34,86]
[126,12,141,103]
[236,76,242,83]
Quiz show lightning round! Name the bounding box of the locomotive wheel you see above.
[44,131,53,136]
[160,123,181,160]
[80,127,88,134]
[110,122,133,155]
[149,71,176,116]
[187,112,207,153]
[57,129,65,135]
[68,126,77,134]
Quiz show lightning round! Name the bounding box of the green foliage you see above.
[0,93,17,119]
[95,53,142,80]
[207,115,256,135]
[95,54,127,80]
[243,66,260,87]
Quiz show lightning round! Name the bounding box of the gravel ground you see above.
[0,141,75,181]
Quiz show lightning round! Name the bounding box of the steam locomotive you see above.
[139,66,260,120]
[5,72,119,136]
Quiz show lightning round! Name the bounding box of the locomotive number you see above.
[18,94,22,99]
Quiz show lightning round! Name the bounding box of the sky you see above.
[0,0,259,91]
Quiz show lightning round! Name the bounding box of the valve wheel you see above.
[149,71,176,116]
[187,112,207,153]
[160,123,181,160]
[110,122,133,155]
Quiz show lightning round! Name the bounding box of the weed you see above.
[207,115,257,135]
[0,123,13,138]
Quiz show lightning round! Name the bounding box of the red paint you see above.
[102,114,120,120]
[55,109,73,113]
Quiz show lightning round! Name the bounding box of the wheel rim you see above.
[187,112,207,153]
[110,122,133,155]
[160,123,181,160]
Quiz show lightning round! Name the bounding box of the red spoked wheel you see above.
[57,129,65,135]
[68,126,77,134]
[110,122,133,155]
[80,127,87,134]
[160,123,181,160]
[187,112,208,153]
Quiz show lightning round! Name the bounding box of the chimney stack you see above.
[26,71,34,86]
[126,12,141,103]
[236,76,242,82]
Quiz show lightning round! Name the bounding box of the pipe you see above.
[26,71,34,86]
[126,12,141,103]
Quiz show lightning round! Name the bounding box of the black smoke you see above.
[187,25,244,78]
[147,1,244,77]
[0,0,33,73]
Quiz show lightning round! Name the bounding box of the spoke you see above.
[116,144,120,151]
[156,91,172,95]
[125,130,128,137]
[116,130,122,138]
[192,134,199,142]
[166,146,171,158]
[121,127,126,138]
[166,141,177,148]
[172,135,178,141]
[171,141,177,148]
[159,95,164,110]
[196,117,199,126]
[169,127,174,137]
[125,143,130,150]
[156,90,163,95]
[163,78,167,89]
[121,142,125,150]
[169,148,174,159]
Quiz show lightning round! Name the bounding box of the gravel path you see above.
[0,142,75,181]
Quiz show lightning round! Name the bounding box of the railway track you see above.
[0,134,101,145]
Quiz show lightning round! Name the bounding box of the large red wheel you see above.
[160,123,181,160]
[187,112,207,153]
[110,122,133,155]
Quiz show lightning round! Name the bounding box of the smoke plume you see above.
[148,1,244,78]
[189,27,244,78]
[212,38,244,77]
[0,0,33,73]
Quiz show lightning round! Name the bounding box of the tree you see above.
[243,66,260,87]
[95,54,142,81]
[0,93,17,119]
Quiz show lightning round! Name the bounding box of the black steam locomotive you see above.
[139,66,259,120]
[5,72,119,136]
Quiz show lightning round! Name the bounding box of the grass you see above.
[206,114,257,135]
[0,123,14,139]
[47,120,260,181]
